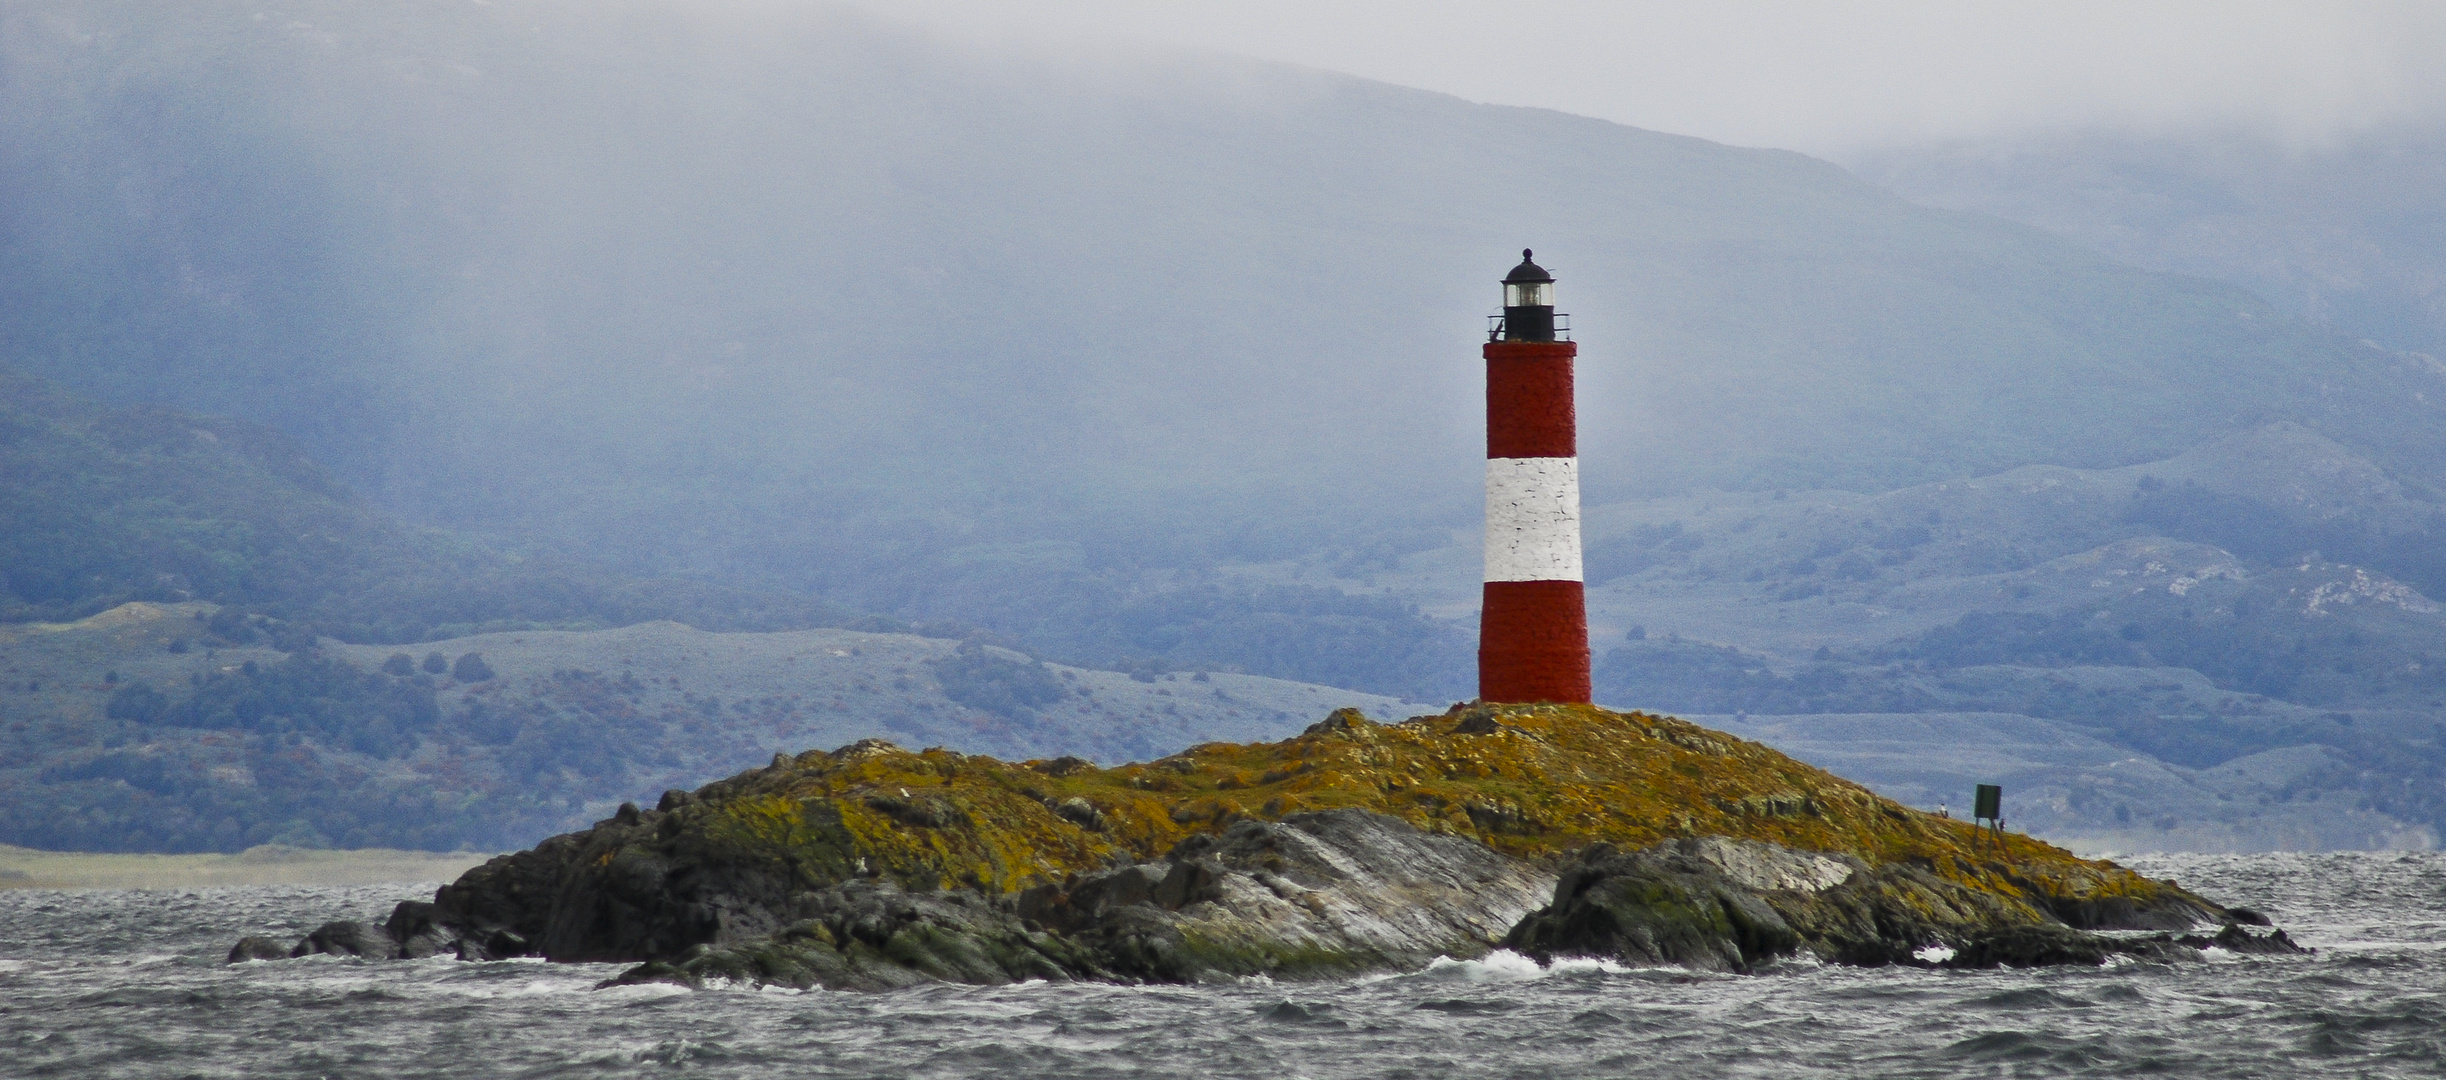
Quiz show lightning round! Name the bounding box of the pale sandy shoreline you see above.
[0,844,494,891]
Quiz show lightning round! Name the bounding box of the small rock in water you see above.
[226,936,289,963]
[2198,924,2309,955]
[1946,924,2130,968]
[290,920,401,960]
[385,901,460,959]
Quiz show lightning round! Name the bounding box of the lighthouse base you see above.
[1478,579,1591,704]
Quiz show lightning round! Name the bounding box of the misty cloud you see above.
[876,0,2446,153]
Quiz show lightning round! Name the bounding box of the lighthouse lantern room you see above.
[1499,252,1558,341]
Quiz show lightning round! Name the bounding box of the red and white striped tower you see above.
[1480,249,1591,703]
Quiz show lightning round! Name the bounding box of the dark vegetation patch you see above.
[928,643,1068,718]
[0,654,830,853]
[2126,479,2446,600]
[883,553,1472,699]
[0,369,853,645]
[1593,637,1934,717]
[1583,522,1705,584]
[1885,575,2446,707]
[1595,576,2446,836]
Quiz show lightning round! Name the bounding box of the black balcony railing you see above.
[1486,312,1571,342]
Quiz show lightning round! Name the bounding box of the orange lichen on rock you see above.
[687,702,2195,922]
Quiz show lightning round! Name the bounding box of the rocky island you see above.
[233,703,2300,986]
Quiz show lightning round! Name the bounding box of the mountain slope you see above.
[0,604,1405,852]
[6,0,2444,616]
[0,366,847,642]
[0,368,1416,852]
[1846,128,2446,362]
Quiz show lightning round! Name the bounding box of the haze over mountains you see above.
[13,3,2444,576]
[7,0,2446,853]
[1849,128,2446,363]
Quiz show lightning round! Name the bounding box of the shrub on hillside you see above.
[164,654,440,757]
[928,643,1067,718]
[104,681,169,724]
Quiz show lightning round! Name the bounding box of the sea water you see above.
[3,852,2442,1078]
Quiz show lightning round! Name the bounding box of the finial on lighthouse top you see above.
[1499,249,1558,341]
[1504,249,1552,286]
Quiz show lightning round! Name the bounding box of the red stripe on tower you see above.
[1480,250,1591,704]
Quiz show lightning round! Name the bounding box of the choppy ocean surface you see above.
[3,852,2442,1079]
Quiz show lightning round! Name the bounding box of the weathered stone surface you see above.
[1505,837,2296,972]
[1503,841,1806,972]
[612,880,1099,991]
[383,901,461,959]
[614,809,1554,989]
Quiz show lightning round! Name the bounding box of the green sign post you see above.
[1973,783,2004,853]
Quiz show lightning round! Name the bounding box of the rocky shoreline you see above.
[231,704,2303,985]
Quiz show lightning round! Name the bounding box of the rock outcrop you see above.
[1502,837,2302,971]
[610,808,1554,990]
[234,703,2296,985]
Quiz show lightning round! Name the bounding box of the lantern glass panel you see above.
[1505,281,1553,307]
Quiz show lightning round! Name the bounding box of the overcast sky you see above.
[870,1,2446,154]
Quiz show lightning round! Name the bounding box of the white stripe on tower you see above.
[1484,456,1582,583]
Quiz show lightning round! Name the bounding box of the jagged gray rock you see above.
[1501,840,1808,972]
[1505,837,2302,972]
[607,809,1555,989]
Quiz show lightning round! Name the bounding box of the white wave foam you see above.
[1544,954,1635,976]
[1409,949,1631,983]
[593,981,694,1000]
[441,976,622,999]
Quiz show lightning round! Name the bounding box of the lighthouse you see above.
[1480,250,1591,703]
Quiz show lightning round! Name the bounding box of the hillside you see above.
[0,366,848,642]
[0,603,1405,853]
[1847,128,2446,362]
[7,0,2446,705]
[1712,713,2426,854]
[0,368,1418,853]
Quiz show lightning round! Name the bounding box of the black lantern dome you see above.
[1498,248,1558,342]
